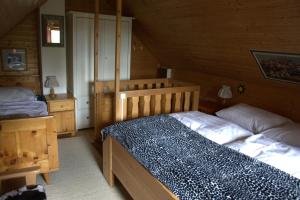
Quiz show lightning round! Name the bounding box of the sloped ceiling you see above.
[0,0,46,38]
[123,0,300,82]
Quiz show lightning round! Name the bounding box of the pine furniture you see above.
[46,94,76,136]
[0,116,59,185]
[102,84,200,200]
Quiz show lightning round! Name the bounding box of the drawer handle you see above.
[60,105,64,108]
[86,101,89,104]
[86,117,90,119]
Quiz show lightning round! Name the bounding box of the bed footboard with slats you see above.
[116,86,200,121]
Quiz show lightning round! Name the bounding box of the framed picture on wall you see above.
[1,48,27,71]
[251,50,300,84]
[42,14,64,47]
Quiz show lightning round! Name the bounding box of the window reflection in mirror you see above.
[42,15,64,47]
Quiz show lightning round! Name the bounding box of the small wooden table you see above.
[46,94,76,136]
[198,100,223,115]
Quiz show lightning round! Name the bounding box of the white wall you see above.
[40,0,66,95]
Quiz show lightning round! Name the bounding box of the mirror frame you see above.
[42,14,64,47]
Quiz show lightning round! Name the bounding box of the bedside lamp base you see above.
[49,88,56,99]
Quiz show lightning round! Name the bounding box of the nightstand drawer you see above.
[48,100,74,112]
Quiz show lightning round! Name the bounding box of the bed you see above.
[0,86,59,184]
[102,94,300,199]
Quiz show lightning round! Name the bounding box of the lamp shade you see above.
[218,85,233,99]
[44,76,59,88]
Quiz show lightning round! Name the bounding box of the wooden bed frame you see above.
[0,116,59,184]
[0,83,59,184]
[93,0,199,198]
[102,85,200,200]
[94,78,193,139]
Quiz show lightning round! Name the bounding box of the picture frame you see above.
[1,48,27,71]
[42,14,64,47]
[251,50,300,84]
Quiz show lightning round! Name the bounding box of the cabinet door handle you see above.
[86,101,89,104]
[86,117,90,119]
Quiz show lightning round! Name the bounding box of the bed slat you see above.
[184,92,191,111]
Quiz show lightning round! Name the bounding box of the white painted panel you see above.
[77,96,91,109]
[77,108,93,129]
[101,19,131,81]
[75,17,94,98]
[68,12,132,129]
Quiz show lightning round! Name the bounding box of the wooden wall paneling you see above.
[119,0,300,122]
[0,0,46,37]
[130,32,161,79]
[174,69,300,122]
[0,11,41,94]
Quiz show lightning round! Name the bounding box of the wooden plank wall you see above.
[174,69,300,122]
[0,11,41,94]
[123,0,300,81]
[65,0,161,79]
[0,0,46,37]
[121,0,300,122]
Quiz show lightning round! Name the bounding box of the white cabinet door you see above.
[100,19,131,81]
[70,12,132,129]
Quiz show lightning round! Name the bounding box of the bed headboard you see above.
[116,85,200,121]
[0,77,40,95]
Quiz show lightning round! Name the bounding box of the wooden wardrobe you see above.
[66,12,132,129]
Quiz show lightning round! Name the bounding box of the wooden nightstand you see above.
[46,94,76,136]
[198,100,223,115]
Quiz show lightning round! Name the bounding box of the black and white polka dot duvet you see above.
[102,115,300,200]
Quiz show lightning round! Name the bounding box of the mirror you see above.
[42,15,64,47]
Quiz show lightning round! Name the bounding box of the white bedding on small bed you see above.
[171,111,300,179]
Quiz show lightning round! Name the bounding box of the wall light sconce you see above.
[238,84,246,94]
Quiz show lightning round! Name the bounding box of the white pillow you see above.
[0,87,35,103]
[216,104,292,134]
[260,123,300,148]
[170,111,253,145]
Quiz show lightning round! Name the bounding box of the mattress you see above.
[0,100,48,118]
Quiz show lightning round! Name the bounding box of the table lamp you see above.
[44,76,59,98]
[218,85,232,104]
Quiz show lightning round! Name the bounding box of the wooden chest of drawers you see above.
[46,94,76,136]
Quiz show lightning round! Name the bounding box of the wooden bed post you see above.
[103,136,115,186]
[114,0,122,122]
[94,0,100,138]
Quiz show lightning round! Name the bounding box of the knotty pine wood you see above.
[46,94,76,136]
[174,69,300,122]
[123,0,300,82]
[0,116,59,176]
[0,11,41,94]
